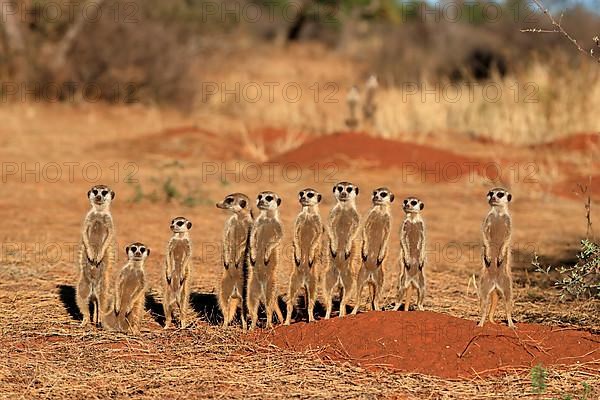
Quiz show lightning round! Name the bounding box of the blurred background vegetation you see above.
[1,0,599,141]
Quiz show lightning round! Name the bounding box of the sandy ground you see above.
[0,104,598,399]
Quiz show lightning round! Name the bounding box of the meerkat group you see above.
[76,182,515,335]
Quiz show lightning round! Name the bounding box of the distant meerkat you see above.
[247,191,284,330]
[104,243,149,335]
[352,187,393,314]
[216,193,253,330]
[363,75,378,122]
[345,86,360,130]
[323,181,360,319]
[285,188,324,325]
[478,188,515,328]
[77,184,116,327]
[163,217,193,329]
[393,197,426,312]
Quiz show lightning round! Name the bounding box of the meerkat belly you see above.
[256,222,278,258]
[88,219,108,256]
[171,241,189,285]
[299,222,318,257]
[488,215,510,261]
[334,212,355,250]
[366,220,386,259]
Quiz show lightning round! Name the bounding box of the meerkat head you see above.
[216,193,250,214]
[347,86,360,105]
[87,184,115,209]
[170,216,192,233]
[126,242,150,262]
[487,187,512,207]
[333,181,359,203]
[402,197,424,214]
[298,188,322,207]
[372,187,394,206]
[256,191,281,211]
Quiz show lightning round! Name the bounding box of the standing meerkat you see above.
[216,193,253,330]
[394,197,427,312]
[77,184,116,327]
[352,187,393,314]
[323,181,360,319]
[104,243,149,335]
[478,187,515,328]
[247,191,284,330]
[285,188,324,325]
[163,217,193,329]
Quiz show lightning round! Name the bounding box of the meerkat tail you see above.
[488,290,499,323]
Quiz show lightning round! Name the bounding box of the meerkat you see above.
[478,187,515,328]
[77,184,116,327]
[285,188,324,325]
[352,187,393,314]
[104,243,149,335]
[362,75,378,122]
[345,86,360,130]
[247,191,284,330]
[216,193,253,330]
[323,181,360,319]
[393,197,427,312]
[163,217,193,329]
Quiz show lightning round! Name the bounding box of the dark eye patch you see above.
[497,192,504,198]
[101,190,108,196]
[380,192,387,198]
[299,191,304,197]
[403,199,408,205]
[177,221,184,226]
[488,191,493,197]
[346,187,353,193]
[130,246,138,253]
[337,186,343,192]
[373,191,377,196]
[266,195,273,202]
[411,200,417,206]
[225,197,233,204]
[258,195,263,200]
[307,192,314,198]
[92,189,98,195]
[139,247,146,253]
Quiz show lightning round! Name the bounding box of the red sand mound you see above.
[269,132,489,183]
[264,311,600,379]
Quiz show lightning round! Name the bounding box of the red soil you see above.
[535,133,600,152]
[551,175,600,201]
[264,311,600,379]
[269,132,491,183]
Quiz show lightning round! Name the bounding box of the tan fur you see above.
[77,185,116,327]
[478,188,515,328]
[216,193,253,330]
[163,217,193,329]
[352,187,393,314]
[285,189,323,325]
[248,191,284,330]
[104,243,148,335]
[394,197,426,312]
[324,182,360,319]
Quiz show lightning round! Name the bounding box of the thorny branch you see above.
[521,0,600,63]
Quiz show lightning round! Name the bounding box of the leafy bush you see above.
[534,240,600,300]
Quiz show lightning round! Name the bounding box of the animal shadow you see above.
[57,284,83,321]
[189,292,222,326]
[144,291,166,327]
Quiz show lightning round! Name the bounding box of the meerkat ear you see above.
[146,248,150,256]
[317,194,322,202]
[239,199,247,208]
[355,187,359,195]
[125,246,130,254]
[332,186,336,193]
[507,193,512,202]
[420,202,425,210]
[87,190,91,198]
[111,191,115,200]
[187,221,192,229]
[390,194,395,202]
[277,198,282,206]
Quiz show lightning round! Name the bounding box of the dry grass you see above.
[0,103,598,399]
